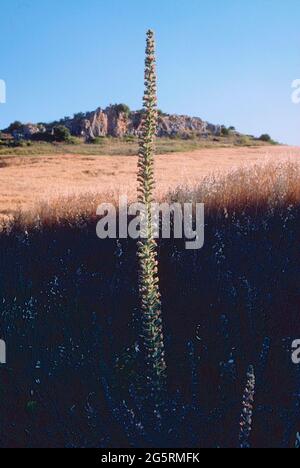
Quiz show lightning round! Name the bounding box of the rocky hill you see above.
[63,106,222,139]
[4,105,223,141]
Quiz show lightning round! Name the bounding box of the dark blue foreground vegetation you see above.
[0,199,299,448]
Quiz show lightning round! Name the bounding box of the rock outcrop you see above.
[4,105,222,141]
[156,114,210,138]
[63,105,222,140]
[11,123,46,140]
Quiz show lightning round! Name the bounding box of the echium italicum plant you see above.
[137,30,167,396]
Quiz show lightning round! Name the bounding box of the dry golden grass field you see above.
[0,144,299,221]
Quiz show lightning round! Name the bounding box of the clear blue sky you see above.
[1,0,299,144]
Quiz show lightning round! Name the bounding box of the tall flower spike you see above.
[239,365,256,448]
[137,30,167,396]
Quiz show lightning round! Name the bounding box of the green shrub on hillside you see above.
[10,139,31,148]
[88,136,106,144]
[235,135,252,146]
[157,109,168,117]
[6,121,23,133]
[113,104,131,117]
[73,112,86,120]
[221,126,230,136]
[53,125,72,143]
[259,134,272,142]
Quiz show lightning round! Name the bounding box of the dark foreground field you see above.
[0,163,300,448]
